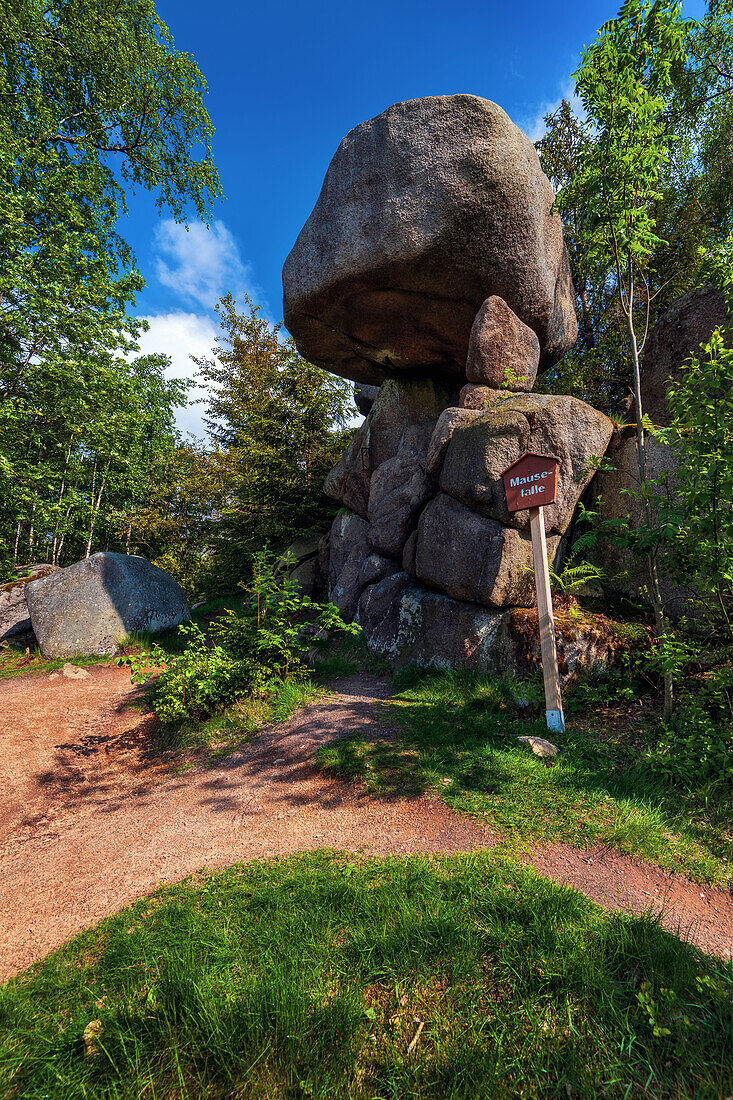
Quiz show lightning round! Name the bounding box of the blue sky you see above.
[123,0,706,436]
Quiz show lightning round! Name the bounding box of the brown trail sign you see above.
[501,452,565,735]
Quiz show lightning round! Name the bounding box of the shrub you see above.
[645,663,733,797]
[120,550,358,724]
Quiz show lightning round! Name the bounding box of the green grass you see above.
[1,851,731,1099]
[311,629,391,681]
[317,669,733,889]
[0,644,114,680]
[152,676,325,754]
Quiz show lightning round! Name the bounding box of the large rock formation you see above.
[593,427,693,615]
[641,285,729,426]
[26,553,189,657]
[357,572,636,687]
[595,285,730,615]
[324,381,613,663]
[283,94,577,385]
[284,95,625,677]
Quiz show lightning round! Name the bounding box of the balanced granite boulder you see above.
[25,553,189,657]
[283,94,577,384]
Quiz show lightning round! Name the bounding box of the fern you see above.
[548,560,605,598]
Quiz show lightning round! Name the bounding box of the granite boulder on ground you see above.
[0,565,58,644]
[25,553,189,657]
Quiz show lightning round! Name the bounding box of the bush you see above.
[120,550,358,725]
[645,663,733,797]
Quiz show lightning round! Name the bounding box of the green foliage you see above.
[191,294,355,593]
[121,550,359,725]
[537,0,733,411]
[240,550,358,680]
[573,1,691,276]
[121,620,259,725]
[127,442,217,599]
[0,0,220,572]
[548,559,606,599]
[644,255,733,637]
[0,351,186,568]
[2,850,732,1099]
[646,663,733,796]
[565,0,693,719]
[499,364,528,390]
[0,0,220,374]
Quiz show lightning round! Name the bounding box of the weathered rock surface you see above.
[368,378,459,470]
[357,572,506,672]
[359,552,400,589]
[279,536,327,597]
[642,286,729,426]
[323,417,372,518]
[414,493,559,608]
[354,383,380,416]
[368,453,432,558]
[25,554,189,658]
[423,407,482,478]
[357,573,625,683]
[61,662,91,681]
[327,512,371,620]
[438,393,614,535]
[499,606,641,688]
[277,536,320,572]
[325,377,457,520]
[592,426,690,613]
[0,565,58,643]
[290,557,321,597]
[517,735,558,758]
[283,94,577,384]
[459,384,501,411]
[465,296,540,390]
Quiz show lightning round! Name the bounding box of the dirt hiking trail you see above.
[1,666,731,982]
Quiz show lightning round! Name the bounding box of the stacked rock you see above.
[283,94,615,678]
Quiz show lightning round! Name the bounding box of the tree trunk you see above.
[27,502,35,558]
[52,437,75,564]
[85,464,108,558]
[56,501,73,563]
[625,291,674,722]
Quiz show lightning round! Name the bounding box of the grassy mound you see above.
[1,851,732,1098]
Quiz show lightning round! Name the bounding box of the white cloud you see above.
[520,80,585,144]
[154,219,259,311]
[136,311,219,440]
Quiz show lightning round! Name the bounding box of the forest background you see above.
[2,0,733,608]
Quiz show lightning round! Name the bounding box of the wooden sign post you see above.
[501,452,565,735]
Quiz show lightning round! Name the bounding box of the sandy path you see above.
[0,665,731,981]
[0,669,489,980]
